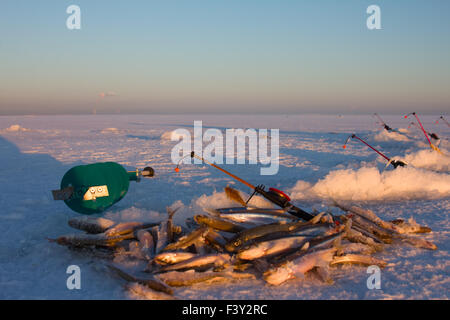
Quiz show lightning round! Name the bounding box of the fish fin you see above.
[225,186,247,207]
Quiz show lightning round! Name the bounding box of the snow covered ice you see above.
[0,114,448,299]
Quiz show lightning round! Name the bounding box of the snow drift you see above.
[373,130,410,142]
[290,166,450,201]
[403,149,450,172]
[195,189,274,210]
[3,124,29,132]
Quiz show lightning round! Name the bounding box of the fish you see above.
[348,223,384,244]
[330,254,387,267]
[341,219,384,251]
[336,203,432,234]
[334,202,397,232]
[237,236,308,261]
[166,206,181,243]
[288,223,333,238]
[126,283,176,300]
[204,229,229,252]
[155,207,180,253]
[68,216,115,234]
[216,207,298,225]
[225,220,312,252]
[237,224,342,259]
[157,253,232,273]
[337,242,376,255]
[136,230,155,260]
[49,232,135,247]
[400,236,437,250]
[346,214,394,243]
[153,252,198,265]
[105,221,158,237]
[156,269,255,287]
[390,218,432,234]
[194,214,247,233]
[263,247,337,286]
[107,264,173,295]
[214,207,289,215]
[267,231,342,270]
[163,226,209,252]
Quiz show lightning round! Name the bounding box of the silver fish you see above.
[194,214,247,233]
[335,202,397,232]
[347,214,394,243]
[204,229,229,252]
[342,219,384,251]
[163,226,209,252]
[155,207,180,253]
[401,236,437,250]
[68,216,115,234]
[331,254,387,267]
[337,242,376,255]
[157,253,232,273]
[156,269,255,287]
[225,220,312,252]
[137,230,155,260]
[107,264,173,295]
[237,236,308,261]
[264,247,337,286]
[105,221,158,237]
[219,212,296,225]
[153,252,198,265]
[50,232,134,247]
[391,218,432,234]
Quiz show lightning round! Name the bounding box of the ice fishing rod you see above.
[436,116,450,128]
[373,113,394,132]
[405,112,441,153]
[175,151,315,221]
[343,134,407,168]
[408,122,440,140]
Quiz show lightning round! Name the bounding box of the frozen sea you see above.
[0,114,448,299]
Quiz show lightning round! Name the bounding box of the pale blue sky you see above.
[0,1,449,114]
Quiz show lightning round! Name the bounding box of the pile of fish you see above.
[50,191,437,299]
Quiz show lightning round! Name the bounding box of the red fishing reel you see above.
[268,187,291,202]
[250,185,292,208]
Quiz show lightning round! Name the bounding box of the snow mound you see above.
[4,124,29,132]
[161,130,190,141]
[373,130,410,142]
[290,166,450,201]
[404,149,450,172]
[194,189,274,211]
[100,127,120,134]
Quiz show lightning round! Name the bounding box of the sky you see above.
[0,0,449,115]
